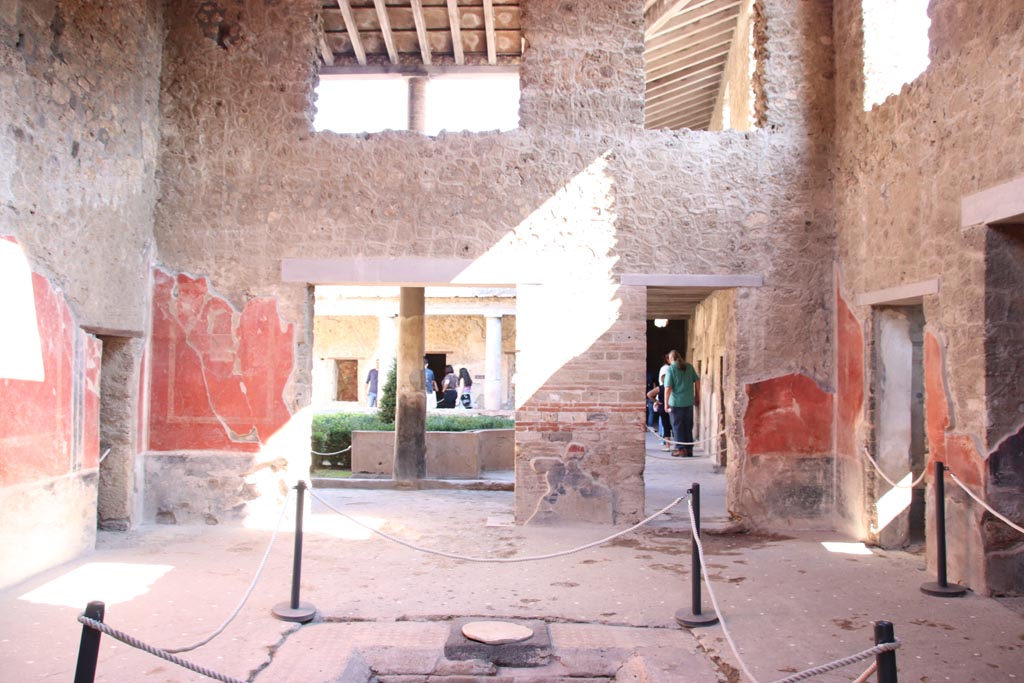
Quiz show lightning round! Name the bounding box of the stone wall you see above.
[0,0,161,585]
[832,0,1024,593]
[151,0,839,525]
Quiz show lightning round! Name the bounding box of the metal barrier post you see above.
[920,462,967,597]
[74,601,105,683]
[676,483,718,627]
[874,620,898,683]
[272,481,317,622]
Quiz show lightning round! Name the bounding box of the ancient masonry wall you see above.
[0,2,162,587]
[831,0,1024,593]
[151,0,837,526]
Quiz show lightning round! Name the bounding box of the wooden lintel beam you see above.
[483,0,497,65]
[446,0,465,65]
[372,0,398,64]
[410,0,432,65]
[336,0,366,65]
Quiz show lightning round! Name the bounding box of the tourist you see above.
[664,349,700,457]
[440,364,459,408]
[424,358,438,409]
[457,367,473,409]
[365,359,379,408]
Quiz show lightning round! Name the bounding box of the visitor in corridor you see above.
[440,364,459,408]
[664,349,700,457]
[458,367,473,409]
[365,360,379,408]
[424,358,438,409]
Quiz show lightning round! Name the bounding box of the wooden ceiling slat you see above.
[656,0,741,37]
[645,24,735,66]
[646,89,721,121]
[446,0,465,64]
[335,0,367,64]
[647,97,718,126]
[326,29,521,57]
[372,0,399,63]
[483,0,497,65]
[661,106,718,130]
[646,72,724,109]
[410,0,432,64]
[645,37,733,82]
[645,11,738,56]
[644,0,695,38]
[323,6,521,31]
[645,58,726,97]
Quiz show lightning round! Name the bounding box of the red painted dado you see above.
[148,269,295,452]
[835,289,863,459]
[922,331,984,487]
[0,272,75,487]
[923,332,950,464]
[744,373,833,456]
[82,335,102,470]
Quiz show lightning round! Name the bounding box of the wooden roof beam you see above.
[645,59,726,96]
[645,11,738,56]
[652,0,741,39]
[645,0,695,38]
[483,0,497,64]
[336,0,366,65]
[410,0,432,65]
[647,94,719,123]
[446,0,465,65]
[645,41,732,82]
[372,0,398,64]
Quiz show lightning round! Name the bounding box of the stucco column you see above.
[394,287,426,479]
[484,315,503,410]
[408,77,427,134]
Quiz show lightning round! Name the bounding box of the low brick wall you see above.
[351,429,514,479]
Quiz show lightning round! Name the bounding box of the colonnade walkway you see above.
[0,438,1020,681]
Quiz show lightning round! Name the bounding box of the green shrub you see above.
[310,411,514,471]
[377,359,397,424]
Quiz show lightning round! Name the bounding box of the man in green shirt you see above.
[664,349,700,457]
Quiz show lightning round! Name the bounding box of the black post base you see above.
[920,581,967,597]
[271,601,317,623]
[675,608,719,628]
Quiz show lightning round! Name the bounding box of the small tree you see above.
[377,359,398,424]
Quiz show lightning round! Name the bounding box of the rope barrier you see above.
[162,489,292,653]
[311,445,352,457]
[948,471,1024,535]
[98,448,112,464]
[860,448,927,489]
[646,427,726,447]
[77,615,245,683]
[851,662,877,683]
[307,488,685,563]
[684,497,901,683]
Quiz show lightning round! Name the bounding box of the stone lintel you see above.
[620,273,765,287]
[281,257,517,287]
[961,174,1024,227]
[855,278,939,307]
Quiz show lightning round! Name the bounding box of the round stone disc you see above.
[462,620,534,645]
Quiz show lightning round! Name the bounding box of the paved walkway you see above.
[0,434,1020,681]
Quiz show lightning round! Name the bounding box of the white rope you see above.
[684,497,900,683]
[311,445,352,456]
[686,496,762,683]
[643,428,724,448]
[948,471,1024,535]
[860,448,927,489]
[161,489,293,653]
[851,662,877,683]
[308,488,685,563]
[77,615,245,683]
[98,448,112,464]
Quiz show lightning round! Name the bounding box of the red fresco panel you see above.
[836,289,864,459]
[81,333,102,470]
[147,269,294,452]
[0,271,75,486]
[744,373,833,456]
[923,331,984,487]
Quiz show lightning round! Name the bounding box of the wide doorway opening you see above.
[871,305,927,549]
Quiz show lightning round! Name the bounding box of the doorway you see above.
[872,305,926,549]
[335,359,359,402]
[97,336,141,531]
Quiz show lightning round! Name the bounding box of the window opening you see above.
[862,0,931,110]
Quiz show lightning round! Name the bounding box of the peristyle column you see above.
[484,315,503,409]
[394,287,426,479]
